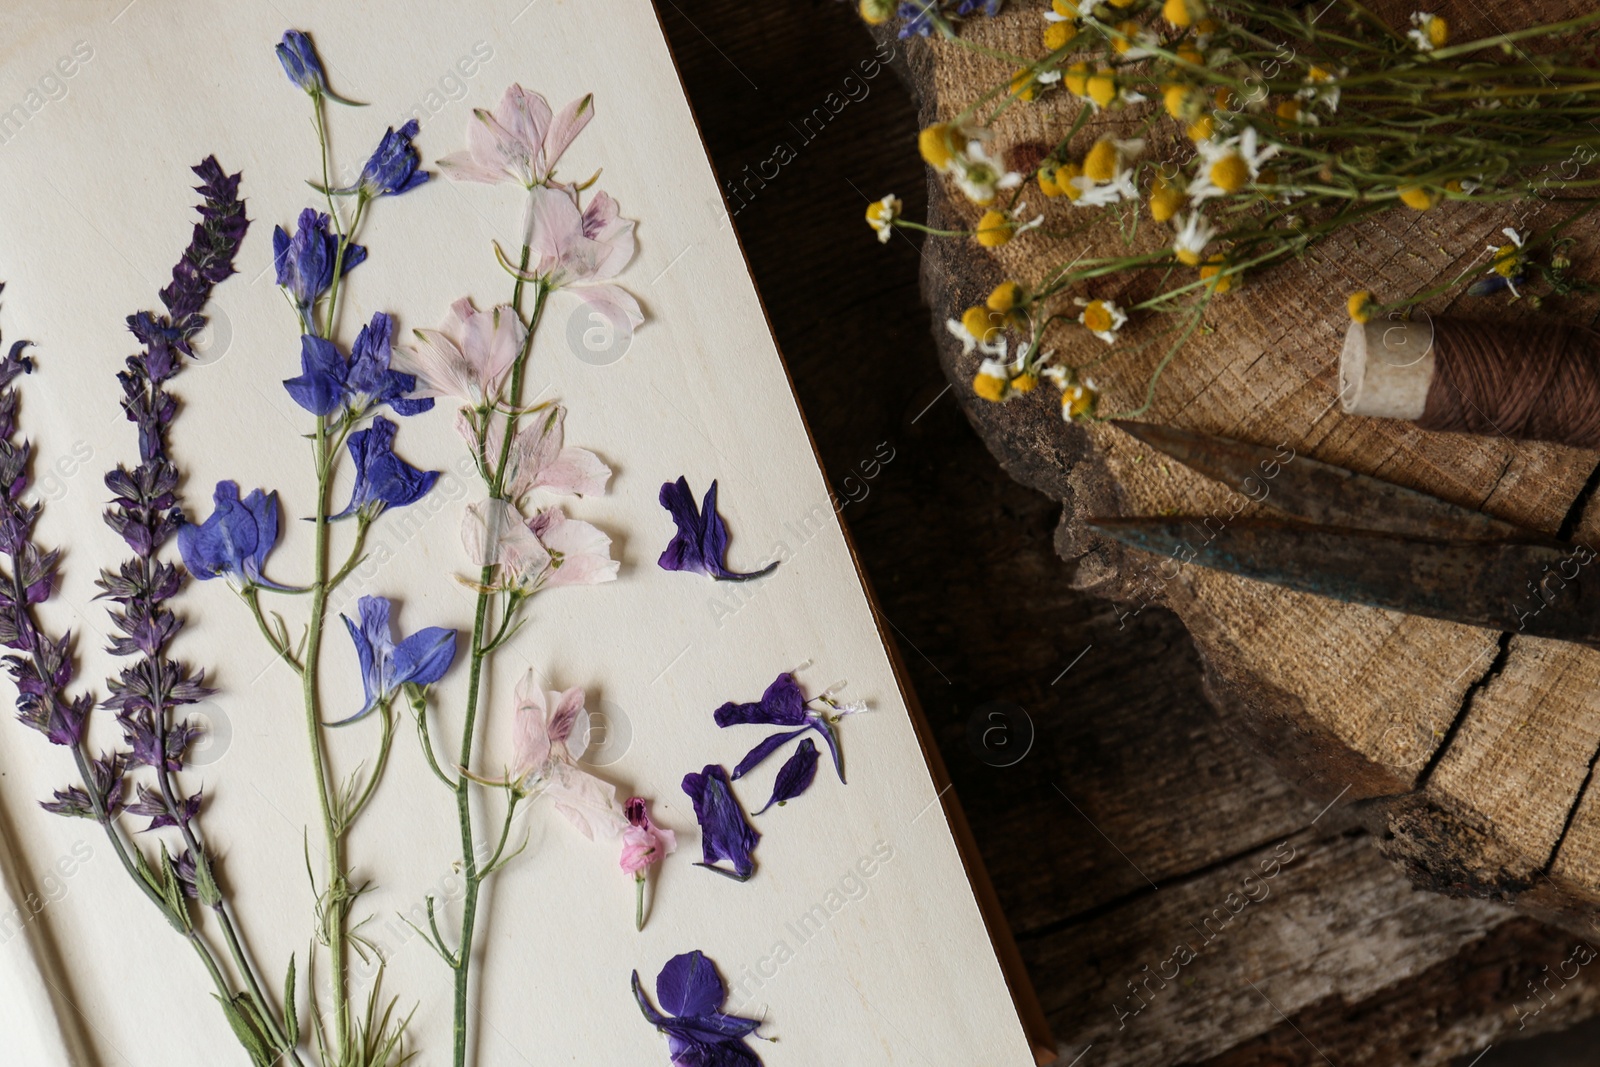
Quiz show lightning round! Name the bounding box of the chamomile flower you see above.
[951,138,1024,205]
[1076,297,1128,344]
[1172,211,1215,265]
[1473,227,1527,296]
[973,358,1015,402]
[1295,65,1343,114]
[1109,20,1162,59]
[1407,12,1449,52]
[1149,173,1186,222]
[974,204,1044,247]
[1044,366,1099,421]
[947,309,1009,356]
[1347,290,1377,323]
[1187,128,1277,203]
[1072,138,1144,207]
[865,195,901,244]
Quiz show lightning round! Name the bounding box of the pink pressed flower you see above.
[437,85,594,188]
[462,500,618,591]
[620,797,676,875]
[464,405,611,499]
[519,185,644,338]
[509,674,626,840]
[394,298,526,404]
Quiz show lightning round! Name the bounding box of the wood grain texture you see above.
[891,0,1600,938]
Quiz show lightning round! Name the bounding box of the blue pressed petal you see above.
[632,970,671,1029]
[697,481,728,572]
[239,488,281,582]
[714,673,807,727]
[346,312,393,395]
[681,765,759,880]
[752,738,819,815]
[808,713,846,784]
[340,242,368,275]
[658,476,708,574]
[386,393,434,416]
[272,226,292,286]
[392,626,456,688]
[658,950,725,1020]
[729,727,808,780]
[341,611,379,717]
[283,335,349,415]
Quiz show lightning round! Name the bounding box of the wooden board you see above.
[0,2,1039,1063]
[898,0,1600,952]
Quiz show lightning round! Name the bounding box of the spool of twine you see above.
[1340,317,1600,447]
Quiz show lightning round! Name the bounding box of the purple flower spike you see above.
[681,764,759,882]
[657,477,776,582]
[632,950,764,1066]
[332,595,456,724]
[715,673,856,785]
[751,739,818,816]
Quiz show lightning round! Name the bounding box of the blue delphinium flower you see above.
[750,739,818,816]
[337,120,429,198]
[273,208,367,312]
[680,765,759,882]
[347,312,433,415]
[715,673,864,785]
[283,313,432,417]
[334,417,440,518]
[632,951,763,1067]
[657,476,776,582]
[331,595,456,724]
[177,481,285,587]
[275,30,326,94]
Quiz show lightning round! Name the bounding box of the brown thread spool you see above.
[1339,317,1600,448]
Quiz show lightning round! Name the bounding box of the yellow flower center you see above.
[1199,257,1234,294]
[1275,99,1301,123]
[1084,139,1118,182]
[1426,15,1448,48]
[1087,72,1118,108]
[1176,44,1205,66]
[1063,62,1090,98]
[1176,247,1202,267]
[1082,301,1114,334]
[973,373,1007,403]
[1493,245,1522,277]
[1163,0,1195,27]
[865,200,894,224]
[1010,69,1038,102]
[1037,163,1062,197]
[1187,115,1215,143]
[1043,21,1077,50]
[1347,290,1375,323]
[1111,21,1141,54]
[1063,383,1097,420]
[1051,0,1078,15]
[1163,84,1192,119]
[1058,162,1084,201]
[1398,185,1438,211]
[1308,65,1331,82]
[1149,175,1184,223]
[987,281,1023,313]
[918,124,957,170]
[858,0,894,23]
[962,305,1006,342]
[1209,153,1249,193]
[1010,373,1038,394]
[975,210,1013,248]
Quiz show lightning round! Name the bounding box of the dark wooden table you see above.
[656,2,1600,1063]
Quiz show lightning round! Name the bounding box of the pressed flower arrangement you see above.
[0,23,876,1067]
[864,0,1600,420]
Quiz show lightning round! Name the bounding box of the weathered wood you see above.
[900,0,1600,936]
[660,1,1600,1061]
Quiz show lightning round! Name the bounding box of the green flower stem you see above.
[449,230,547,1067]
[336,701,397,833]
[409,688,458,791]
[243,587,304,673]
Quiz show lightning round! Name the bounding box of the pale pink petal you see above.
[436,149,510,185]
[464,107,533,187]
[454,409,485,464]
[527,185,587,278]
[542,94,594,177]
[528,508,617,587]
[546,685,585,750]
[536,447,611,498]
[452,298,527,399]
[508,408,612,499]
[619,823,677,874]
[543,763,626,840]
[395,328,479,402]
[576,284,644,336]
[579,192,636,281]
[495,85,553,179]
[510,673,551,782]
[462,499,551,583]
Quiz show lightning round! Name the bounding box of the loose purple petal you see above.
[657,477,776,582]
[729,727,808,781]
[752,739,819,815]
[681,764,759,881]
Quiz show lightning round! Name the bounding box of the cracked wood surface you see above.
[900,0,1600,937]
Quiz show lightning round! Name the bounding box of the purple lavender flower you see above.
[332,595,456,724]
[680,764,759,881]
[632,950,763,1066]
[714,673,853,784]
[334,417,440,518]
[657,477,776,582]
[275,30,327,94]
[337,120,429,198]
[751,739,819,816]
[177,481,284,587]
[272,208,367,312]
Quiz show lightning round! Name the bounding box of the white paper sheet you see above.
[0,2,1035,1063]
